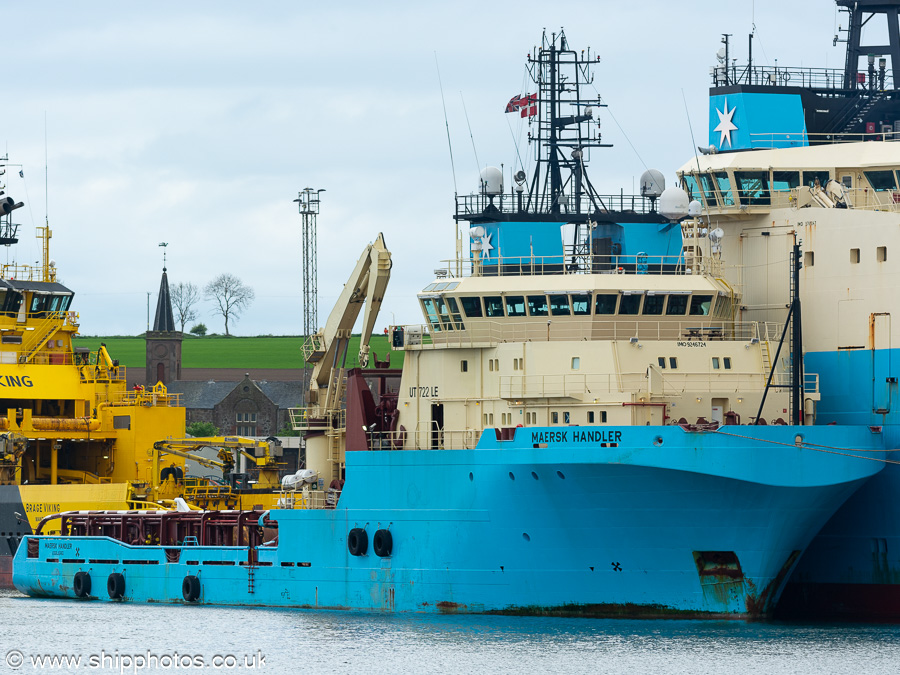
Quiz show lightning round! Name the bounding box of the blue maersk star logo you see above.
[714,99,738,147]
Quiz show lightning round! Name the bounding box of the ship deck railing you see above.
[104,387,182,408]
[747,129,900,149]
[710,63,893,91]
[682,169,900,215]
[496,370,818,399]
[276,488,341,510]
[401,319,781,348]
[288,407,345,433]
[454,192,658,218]
[436,253,737,279]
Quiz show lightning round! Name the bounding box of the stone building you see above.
[167,374,303,437]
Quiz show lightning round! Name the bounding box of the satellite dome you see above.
[688,200,703,217]
[480,166,503,195]
[658,187,690,221]
[640,169,665,199]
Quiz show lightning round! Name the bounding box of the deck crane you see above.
[294,233,392,484]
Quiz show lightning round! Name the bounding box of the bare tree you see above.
[171,282,201,333]
[204,273,255,336]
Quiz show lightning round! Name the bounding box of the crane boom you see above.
[304,233,391,405]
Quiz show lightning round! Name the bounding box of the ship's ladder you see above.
[19,312,62,363]
[761,339,773,379]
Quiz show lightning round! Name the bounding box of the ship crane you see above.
[151,436,284,490]
[302,233,391,410]
[295,233,391,484]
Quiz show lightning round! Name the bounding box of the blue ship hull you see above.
[778,348,900,618]
[14,425,885,618]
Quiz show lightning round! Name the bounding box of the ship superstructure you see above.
[676,1,900,618]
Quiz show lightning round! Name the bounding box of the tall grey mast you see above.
[296,188,324,397]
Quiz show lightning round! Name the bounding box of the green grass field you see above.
[72,335,402,370]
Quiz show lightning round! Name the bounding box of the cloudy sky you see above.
[0,1,851,335]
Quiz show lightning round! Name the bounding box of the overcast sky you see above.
[0,1,852,335]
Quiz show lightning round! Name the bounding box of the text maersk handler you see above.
[531,430,623,444]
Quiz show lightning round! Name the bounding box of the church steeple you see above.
[153,267,176,332]
[145,261,183,387]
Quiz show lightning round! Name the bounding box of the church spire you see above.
[153,267,176,333]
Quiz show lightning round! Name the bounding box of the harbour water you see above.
[3,589,900,674]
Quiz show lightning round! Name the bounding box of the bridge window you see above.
[484,296,504,318]
[772,171,800,192]
[595,294,618,315]
[734,171,771,206]
[618,294,641,315]
[549,295,571,316]
[421,299,442,332]
[802,171,830,188]
[460,297,483,318]
[878,246,888,262]
[434,297,454,331]
[658,357,666,368]
[527,295,548,316]
[714,172,735,206]
[669,357,678,369]
[551,412,559,424]
[446,297,465,329]
[723,357,732,370]
[571,294,591,316]
[689,295,713,316]
[865,170,897,191]
[666,294,689,315]
[642,294,665,315]
[712,357,720,369]
[699,174,719,206]
[505,296,526,317]
[851,248,860,264]
[682,174,700,201]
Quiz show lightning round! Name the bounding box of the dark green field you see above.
[72,335,402,370]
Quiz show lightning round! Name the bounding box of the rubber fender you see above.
[73,571,92,598]
[107,572,125,600]
[182,575,201,602]
[347,528,368,556]
[373,529,393,557]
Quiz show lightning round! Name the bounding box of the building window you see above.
[236,412,257,437]
[571,357,580,370]
[658,357,666,368]
[851,248,860,264]
[712,357,720,369]
[588,411,595,423]
[878,246,888,262]
[551,412,559,424]
[669,357,678,369]
[461,360,468,372]
[723,357,732,369]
